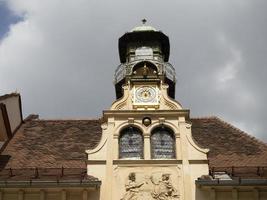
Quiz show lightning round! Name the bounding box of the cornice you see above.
[103,109,190,120]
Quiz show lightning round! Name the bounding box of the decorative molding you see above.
[113,160,182,165]
[121,172,179,200]
[111,85,130,110]
[86,160,107,165]
[103,110,190,120]
[158,117,165,124]
[162,96,180,110]
[115,121,144,135]
[186,134,209,154]
[128,118,135,124]
[188,160,209,164]
[101,123,108,130]
[86,135,108,155]
[184,122,192,129]
[148,121,180,135]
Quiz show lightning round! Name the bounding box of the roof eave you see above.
[196,179,267,186]
[0,179,101,188]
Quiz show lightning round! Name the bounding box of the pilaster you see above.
[179,120,192,200]
[82,189,88,200]
[232,188,238,200]
[253,189,259,200]
[40,190,45,200]
[144,135,150,159]
[61,190,66,200]
[18,190,24,200]
[210,188,216,200]
[104,118,115,199]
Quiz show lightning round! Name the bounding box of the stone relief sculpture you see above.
[151,174,179,200]
[121,173,144,200]
[121,172,179,200]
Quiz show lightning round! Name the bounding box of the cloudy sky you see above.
[0,0,266,141]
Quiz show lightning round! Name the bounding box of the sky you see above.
[0,0,266,142]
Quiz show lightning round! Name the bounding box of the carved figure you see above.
[151,174,179,200]
[143,64,149,77]
[121,173,144,200]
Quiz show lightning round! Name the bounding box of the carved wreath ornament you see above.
[121,172,179,200]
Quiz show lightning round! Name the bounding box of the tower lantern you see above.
[114,21,176,100]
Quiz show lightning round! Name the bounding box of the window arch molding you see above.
[150,125,176,159]
[114,121,145,138]
[146,121,179,137]
[118,126,144,159]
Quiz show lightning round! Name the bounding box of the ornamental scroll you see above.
[121,172,179,200]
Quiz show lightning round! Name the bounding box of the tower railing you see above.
[114,60,176,84]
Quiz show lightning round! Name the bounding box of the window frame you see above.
[118,126,144,159]
[150,126,176,159]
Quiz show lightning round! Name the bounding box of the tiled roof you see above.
[0,119,102,169]
[191,116,267,167]
[1,116,266,171]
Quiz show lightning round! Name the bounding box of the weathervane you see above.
[142,19,147,25]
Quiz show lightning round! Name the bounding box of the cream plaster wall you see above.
[86,82,211,200]
[195,188,267,200]
[0,95,22,133]
[190,165,209,199]
[0,188,99,200]
[216,191,232,200]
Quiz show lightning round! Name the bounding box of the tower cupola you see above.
[114,20,176,100]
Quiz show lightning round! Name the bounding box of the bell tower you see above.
[114,20,177,110]
[87,21,209,200]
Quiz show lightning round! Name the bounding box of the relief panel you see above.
[114,167,181,200]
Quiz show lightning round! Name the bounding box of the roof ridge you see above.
[212,116,267,147]
[24,114,101,122]
[191,115,217,120]
[0,92,20,101]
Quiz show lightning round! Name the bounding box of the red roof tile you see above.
[1,116,266,171]
[1,119,102,168]
[191,117,267,167]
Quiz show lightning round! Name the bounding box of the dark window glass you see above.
[119,127,143,159]
[151,127,175,159]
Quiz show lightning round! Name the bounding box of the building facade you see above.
[0,23,267,200]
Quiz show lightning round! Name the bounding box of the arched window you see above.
[119,127,143,159]
[151,126,176,159]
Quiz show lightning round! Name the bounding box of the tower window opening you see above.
[135,47,153,60]
[132,61,158,77]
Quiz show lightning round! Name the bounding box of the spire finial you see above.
[142,19,147,25]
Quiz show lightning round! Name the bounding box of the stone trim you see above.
[113,159,182,165]
[189,160,209,164]
[86,160,107,165]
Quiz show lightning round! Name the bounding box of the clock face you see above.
[134,86,158,104]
